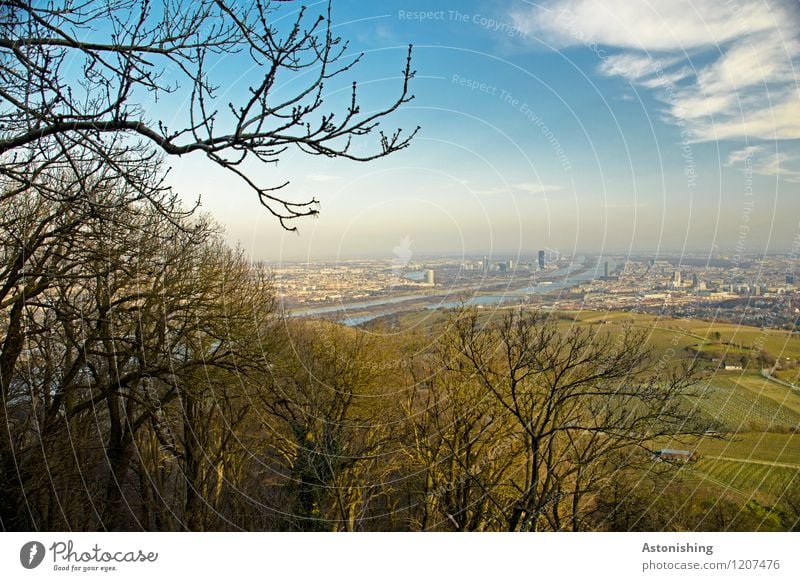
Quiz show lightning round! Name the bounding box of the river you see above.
[291,256,616,326]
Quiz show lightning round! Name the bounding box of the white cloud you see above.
[726,145,766,166]
[639,67,692,89]
[471,186,508,196]
[473,182,563,196]
[671,93,735,120]
[514,0,800,142]
[514,0,781,51]
[697,40,787,94]
[514,182,563,194]
[759,153,798,180]
[726,145,800,182]
[692,93,800,141]
[598,53,679,81]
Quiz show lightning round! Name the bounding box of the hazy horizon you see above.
[257,247,798,264]
[163,0,800,262]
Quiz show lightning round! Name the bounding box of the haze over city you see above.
[163,0,800,261]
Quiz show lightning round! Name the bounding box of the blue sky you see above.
[164,0,800,261]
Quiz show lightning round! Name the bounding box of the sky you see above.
[163,0,800,262]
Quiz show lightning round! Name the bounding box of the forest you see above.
[4,178,797,531]
[2,1,799,532]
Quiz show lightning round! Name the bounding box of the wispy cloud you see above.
[726,145,765,166]
[597,53,680,82]
[638,67,692,89]
[513,0,783,52]
[512,0,800,143]
[514,182,563,195]
[473,182,563,196]
[726,145,800,182]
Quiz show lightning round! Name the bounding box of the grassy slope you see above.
[385,307,800,510]
[552,311,800,507]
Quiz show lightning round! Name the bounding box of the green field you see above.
[691,458,798,502]
[386,307,800,515]
[561,310,800,359]
[695,432,800,465]
[684,376,800,431]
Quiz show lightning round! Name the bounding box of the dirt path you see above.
[761,369,800,392]
[704,455,800,470]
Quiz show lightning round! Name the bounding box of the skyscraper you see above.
[538,250,545,270]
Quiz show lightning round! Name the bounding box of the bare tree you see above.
[0,172,184,530]
[0,173,285,530]
[260,322,392,531]
[0,0,418,531]
[439,307,709,531]
[777,472,800,531]
[0,0,417,228]
[401,350,518,531]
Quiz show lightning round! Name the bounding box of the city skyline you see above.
[272,250,799,334]
[162,0,800,260]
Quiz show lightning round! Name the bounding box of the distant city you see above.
[270,252,800,330]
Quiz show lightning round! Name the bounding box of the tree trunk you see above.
[102,392,134,530]
[183,395,203,531]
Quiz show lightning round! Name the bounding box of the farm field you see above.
[360,305,800,522]
[695,432,800,465]
[661,411,800,510]
[385,308,800,516]
[735,374,800,415]
[773,367,800,385]
[393,307,800,369]
[690,458,798,504]
[653,432,800,517]
[563,310,800,359]
[684,376,800,431]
